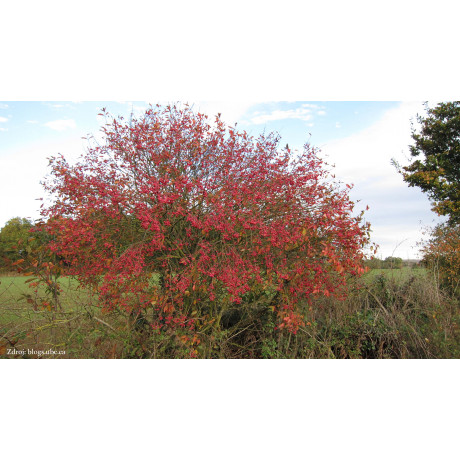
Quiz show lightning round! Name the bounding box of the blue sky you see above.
[0,101,444,259]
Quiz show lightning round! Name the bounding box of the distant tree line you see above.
[365,256,422,270]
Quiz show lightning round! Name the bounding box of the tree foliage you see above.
[400,101,460,224]
[0,217,33,270]
[40,104,370,339]
[421,223,460,296]
[383,256,403,269]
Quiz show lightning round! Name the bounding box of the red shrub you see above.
[41,104,369,334]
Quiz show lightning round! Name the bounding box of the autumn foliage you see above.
[421,223,460,295]
[40,105,369,339]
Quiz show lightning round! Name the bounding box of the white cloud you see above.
[0,127,8,132]
[370,224,428,260]
[319,101,442,259]
[321,102,424,184]
[112,101,259,129]
[0,103,8,109]
[44,119,77,131]
[0,116,8,123]
[243,103,326,126]
[129,103,149,118]
[301,103,322,109]
[335,122,341,128]
[0,135,88,228]
[27,120,39,124]
[249,107,314,124]
[193,101,260,127]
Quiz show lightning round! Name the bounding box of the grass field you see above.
[0,267,428,312]
[1,267,458,358]
[0,275,89,322]
[0,274,104,358]
[365,266,427,280]
[1,274,80,299]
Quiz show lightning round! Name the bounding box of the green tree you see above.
[397,101,460,224]
[383,256,403,269]
[0,217,33,270]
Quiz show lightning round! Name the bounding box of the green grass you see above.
[1,274,79,295]
[0,274,119,358]
[1,267,459,359]
[0,275,95,328]
[365,266,428,282]
[1,274,85,306]
[0,268,422,314]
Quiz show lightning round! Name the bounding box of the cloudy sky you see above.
[0,100,445,259]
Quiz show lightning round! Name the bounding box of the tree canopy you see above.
[400,101,460,224]
[39,104,370,336]
[0,217,33,269]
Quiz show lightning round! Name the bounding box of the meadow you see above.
[1,265,458,359]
